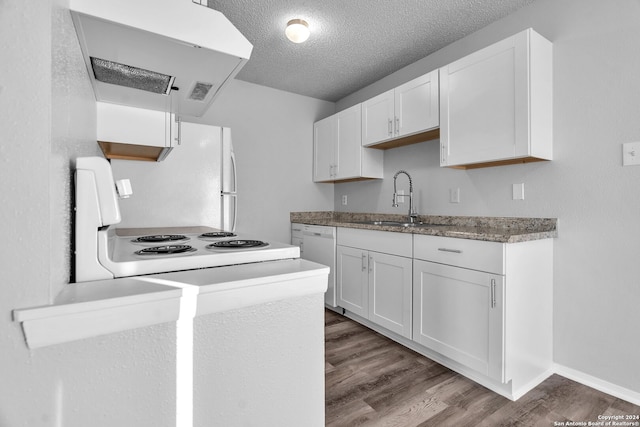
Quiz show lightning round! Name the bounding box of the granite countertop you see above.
[290,211,557,243]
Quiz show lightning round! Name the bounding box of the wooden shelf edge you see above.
[447,157,550,170]
[367,128,440,150]
[315,176,382,184]
[97,141,168,162]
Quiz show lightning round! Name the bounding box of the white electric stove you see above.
[75,157,299,282]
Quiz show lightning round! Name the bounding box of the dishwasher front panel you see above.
[302,225,337,307]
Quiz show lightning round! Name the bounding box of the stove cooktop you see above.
[100,229,299,278]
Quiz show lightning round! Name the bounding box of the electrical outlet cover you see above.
[449,188,460,203]
[623,142,640,166]
[512,183,525,200]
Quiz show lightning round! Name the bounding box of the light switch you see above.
[512,183,525,200]
[622,142,640,166]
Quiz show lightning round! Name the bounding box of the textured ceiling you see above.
[208,0,537,102]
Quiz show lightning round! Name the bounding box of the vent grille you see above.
[189,82,214,101]
[91,57,174,95]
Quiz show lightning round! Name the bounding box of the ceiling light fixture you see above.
[285,19,310,43]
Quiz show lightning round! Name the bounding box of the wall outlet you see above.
[341,195,348,205]
[449,188,460,203]
[512,183,525,200]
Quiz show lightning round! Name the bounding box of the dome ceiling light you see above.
[285,19,310,44]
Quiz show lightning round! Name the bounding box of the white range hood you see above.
[70,0,252,118]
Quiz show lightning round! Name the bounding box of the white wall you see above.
[189,80,335,243]
[0,2,177,426]
[334,0,640,396]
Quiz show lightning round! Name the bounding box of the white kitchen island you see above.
[14,258,329,427]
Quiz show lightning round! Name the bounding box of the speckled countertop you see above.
[290,211,557,243]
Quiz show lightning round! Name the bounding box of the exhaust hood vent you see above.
[90,57,175,95]
[189,82,214,101]
[70,0,253,117]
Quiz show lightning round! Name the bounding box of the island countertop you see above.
[290,211,557,243]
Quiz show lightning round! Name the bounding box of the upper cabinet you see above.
[96,102,179,162]
[313,104,383,183]
[440,28,553,169]
[362,70,440,149]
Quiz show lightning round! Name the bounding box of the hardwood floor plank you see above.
[326,398,377,427]
[325,309,640,426]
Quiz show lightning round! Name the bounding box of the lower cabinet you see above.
[336,228,413,338]
[369,252,412,338]
[336,245,369,317]
[330,226,552,400]
[413,259,505,382]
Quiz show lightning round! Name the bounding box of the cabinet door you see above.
[335,104,362,179]
[361,89,394,146]
[368,252,412,338]
[336,246,368,317]
[395,71,439,138]
[97,101,172,147]
[313,115,335,182]
[440,31,529,166]
[413,259,505,382]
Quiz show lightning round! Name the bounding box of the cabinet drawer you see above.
[413,235,504,274]
[337,227,412,258]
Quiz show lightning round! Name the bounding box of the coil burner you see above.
[207,240,269,250]
[135,245,196,256]
[132,234,189,244]
[199,231,237,239]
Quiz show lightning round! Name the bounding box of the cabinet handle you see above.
[388,119,393,136]
[395,117,400,135]
[437,248,462,254]
[175,116,182,145]
[440,144,445,164]
[362,253,367,271]
[369,255,373,272]
[490,279,496,308]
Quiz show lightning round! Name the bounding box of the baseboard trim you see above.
[554,364,640,406]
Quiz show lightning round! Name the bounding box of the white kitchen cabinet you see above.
[362,70,439,148]
[336,228,412,338]
[361,89,394,146]
[313,104,383,182]
[96,101,179,161]
[336,245,369,317]
[439,28,552,169]
[312,115,334,182]
[368,252,412,338]
[413,259,505,382]
[412,234,553,397]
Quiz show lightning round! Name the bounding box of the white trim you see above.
[554,363,640,406]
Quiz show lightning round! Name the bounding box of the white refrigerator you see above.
[110,122,237,231]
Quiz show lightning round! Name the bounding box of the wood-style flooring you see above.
[325,309,640,426]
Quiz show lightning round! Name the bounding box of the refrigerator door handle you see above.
[230,150,237,193]
[221,192,237,232]
[230,193,237,232]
